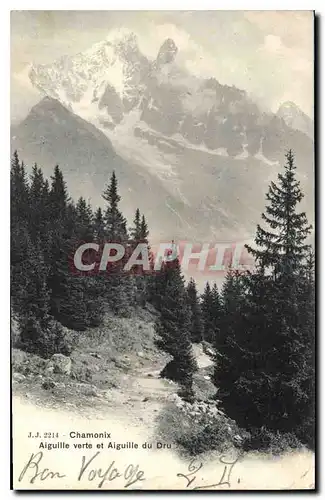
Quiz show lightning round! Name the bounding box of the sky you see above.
[10,10,314,123]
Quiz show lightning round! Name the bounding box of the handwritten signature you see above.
[18,451,145,488]
[177,455,241,489]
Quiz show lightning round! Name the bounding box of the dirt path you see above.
[111,343,214,429]
[12,346,315,490]
[13,343,214,431]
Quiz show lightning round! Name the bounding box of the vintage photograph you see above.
[11,10,315,490]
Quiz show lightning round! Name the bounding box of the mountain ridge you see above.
[29,29,313,162]
[13,30,314,246]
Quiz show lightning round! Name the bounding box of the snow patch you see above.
[255,138,280,167]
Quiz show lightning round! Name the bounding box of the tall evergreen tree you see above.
[212,268,248,410]
[186,278,203,343]
[101,172,133,315]
[211,283,222,345]
[49,165,69,221]
[201,282,214,343]
[295,249,315,447]
[103,171,128,242]
[130,208,141,242]
[155,258,198,399]
[214,151,314,448]
[140,214,149,242]
[93,207,106,242]
[246,149,312,277]
[11,151,29,225]
[28,164,50,243]
[75,197,94,242]
[47,165,71,320]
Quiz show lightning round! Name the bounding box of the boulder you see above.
[45,363,54,375]
[51,354,72,375]
[90,353,102,359]
[82,385,99,397]
[55,382,66,390]
[12,372,25,383]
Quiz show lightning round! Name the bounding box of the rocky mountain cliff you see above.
[13,28,314,244]
[29,29,313,162]
[277,101,313,139]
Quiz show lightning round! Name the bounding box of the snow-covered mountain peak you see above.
[28,30,314,165]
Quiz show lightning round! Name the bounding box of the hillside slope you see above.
[12,309,215,428]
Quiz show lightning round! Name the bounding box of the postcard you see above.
[11,10,315,490]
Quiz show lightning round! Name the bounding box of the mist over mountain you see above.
[277,101,313,139]
[12,28,314,243]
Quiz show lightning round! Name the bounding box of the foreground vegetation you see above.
[11,149,315,455]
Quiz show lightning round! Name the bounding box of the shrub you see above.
[156,397,249,456]
[243,427,304,455]
[12,348,47,376]
[19,316,72,359]
[11,312,20,347]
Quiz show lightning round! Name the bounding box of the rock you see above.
[90,353,102,359]
[45,364,54,375]
[203,375,211,380]
[169,393,182,404]
[147,373,154,378]
[82,385,99,397]
[55,382,66,390]
[104,390,113,400]
[156,38,178,66]
[137,351,144,358]
[142,397,149,402]
[51,354,72,375]
[12,372,25,383]
[42,379,56,390]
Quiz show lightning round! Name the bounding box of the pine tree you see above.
[130,208,141,242]
[245,149,312,277]
[28,164,50,243]
[102,172,134,315]
[14,235,70,358]
[140,214,149,242]
[49,165,69,221]
[155,258,198,399]
[295,249,315,447]
[201,282,214,343]
[103,171,128,242]
[128,210,151,306]
[47,166,71,321]
[212,268,248,416]
[11,152,32,316]
[210,283,222,345]
[214,151,314,447]
[186,278,203,343]
[93,207,106,242]
[11,151,29,225]
[75,197,94,242]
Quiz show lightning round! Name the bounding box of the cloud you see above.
[262,35,284,54]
